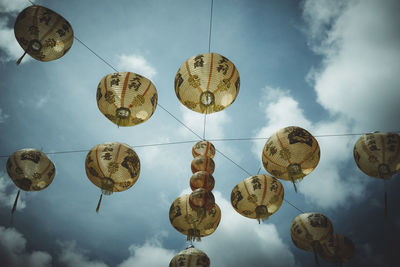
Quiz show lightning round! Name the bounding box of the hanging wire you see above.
[208,0,214,53]
[28,0,35,5]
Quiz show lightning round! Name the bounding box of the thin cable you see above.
[28,0,35,5]
[74,36,119,73]
[208,0,214,53]
[203,110,207,140]
[283,199,305,213]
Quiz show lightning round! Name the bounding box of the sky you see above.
[0,0,400,266]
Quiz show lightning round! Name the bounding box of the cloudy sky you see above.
[0,0,400,266]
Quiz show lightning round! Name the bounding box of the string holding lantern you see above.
[318,233,356,265]
[14,5,74,65]
[85,142,140,212]
[96,72,158,127]
[6,148,56,214]
[169,245,210,267]
[175,53,240,114]
[231,174,284,223]
[262,126,320,192]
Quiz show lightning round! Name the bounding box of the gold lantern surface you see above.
[85,142,140,211]
[190,171,215,191]
[231,174,284,223]
[262,126,320,191]
[14,5,74,64]
[169,246,210,267]
[169,194,221,241]
[175,53,240,114]
[6,148,56,213]
[97,72,158,127]
[191,155,215,174]
[318,233,355,264]
[192,141,216,158]
[291,212,333,267]
[353,132,400,179]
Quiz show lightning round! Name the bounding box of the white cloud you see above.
[117,54,157,79]
[0,108,9,122]
[0,17,26,63]
[0,175,26,211]
[0,0,32,13]
[58,241,109,267]
[0,226,52,267]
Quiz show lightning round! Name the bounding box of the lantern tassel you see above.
[96,193,103,213]
[291,178,298,193]
[11,190,21,214]
[384,191,387,219]
[312,244,321,267]
[16,51,27,65]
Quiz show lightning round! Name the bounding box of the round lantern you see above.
[169,245,210,267]
[291,212,334,267]
[262,126,320,191]
[189,188,215,213]
[318,234,355,264]
[353,132,400,179]
[231,174,284,223]
[6,148,56,213]
[169,194,221,241]
[190,171,215,191]
[191,156,215,174]
[14,5,74,64]
[192,141,216,159]
[175,53,240,114]
[96,72,158,127]
[85,142,140,212]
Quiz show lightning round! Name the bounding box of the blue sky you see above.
[1,0,400,266]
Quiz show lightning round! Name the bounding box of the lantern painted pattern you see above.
[318,234,355,264]
[353,132,400,179]
[14,5,74,63]
[7,148,56,192]
[175,53,240,114]
[85,142,140,194]
[190,171,215,191]
[169,194,221,241]
[169,246,210,267]
[231,174,284,222]
[262,126,320,188]
[191,155,215,174]
[192,141,216,159]
[189,188,215,212]
[97,72,158,127]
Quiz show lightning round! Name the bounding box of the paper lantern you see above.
[353,132,400,179]
[318,234,355,264]
[291,212,333,267]
[192,141,216,159]
[6,148,56,213]
[14,5,74,64]
[190,171,215,191]
[175,53,240,114]
[191,156,215,174]
[231,174,284,223]
[169,194,221,241]
[189,188,215,212]
[262,126,320,191]
[85,142,140,212]
[96,72,158,127]
[169,246,210,267]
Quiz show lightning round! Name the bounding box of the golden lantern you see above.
[169,245,210,267]
[190,171,215,191]
[189,188,215,217]
[6,148,56,213]
[353,132,400,179]
[96,72,158,127]
[169,194,221,241]
[231,174,284,223]
[262,126,320,191]
[175,53,240,114]
[191,156,215,174]
[85,142,140,212]
[192,141,216,159]
[291,212,334,267]
[318,233,355,264]
[14,5,74,64]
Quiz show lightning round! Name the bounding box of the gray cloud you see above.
[0,175,26,211]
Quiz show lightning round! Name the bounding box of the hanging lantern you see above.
[190,171,215,191]
[14,5,74,64]
[231,174,284,223]
[6,148,56,213]
[96,72,158,127]
[175,53,240,114]
[85,142,140,212]
[353,132,400,179]
[191,155,215,174]
[189,188,215,218]
[291,212,334,267]
[262,126,320,191]
[169,194,221,241]
[318,233,356,264]
[169,245,210,267]
[192,140,216,159]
